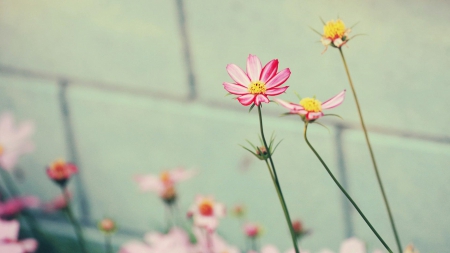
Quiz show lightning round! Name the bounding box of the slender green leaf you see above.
[324,113,343,120]
[272,139,283,154]
[309,26,322,36]
[239,145,257,157]
[314,121,330,133]
[350,21,360,29]
[319,16,326,25]
[245,140,257,150]
[294,91,302,101]
[248,104,256,112]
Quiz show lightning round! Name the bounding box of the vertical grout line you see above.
[334,124,354,238]
[174,0,197,100]
[58,80,91,225]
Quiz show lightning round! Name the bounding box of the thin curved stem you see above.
[303,122,393,253]
[105,235,112,253]
[61,187,88,253]
[257,105,300,253]
[339,48,402,253]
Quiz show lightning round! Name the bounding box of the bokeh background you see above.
[1,0,450,252]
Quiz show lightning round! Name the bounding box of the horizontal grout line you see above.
[1,64,449,145]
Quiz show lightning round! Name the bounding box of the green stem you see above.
[105,235,112,253]
[339,48,402,253]
[257,106,300,253]
[303,122,392,253]
[61,187,88,253]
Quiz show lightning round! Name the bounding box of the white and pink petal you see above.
[265,68,291,89]
[274,99,304,112]
[321,90,346,110]
[333,38,344,47]
[265,86,289,96]
[321,37,332,46]
[306,112,324,121]
[170,168,196,183]
[223,82,249,95]
[134,175,164,193]
[340,237,366,253]
[246,54,262,82]
[226,64,251,86]
[20,238,38,252]
[254,94,270,106]
[237,94,256,106]
[260,59,279,83]
[0,219,19,240]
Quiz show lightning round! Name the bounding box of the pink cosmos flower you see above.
[244,222,263,238]
[0,112,34,172]
[317,237,383,253]
[275,90,346,121]
[188,195,225,232]
[42,191,72,213]
[46,159,78,187]
[0,219,38,253]
[320,19,352,53]
[134,167,196,202]
[254,245,310,253]
[0,196,39,218]
[194,227,240,253]
[223,54,291,106]
[119,227,193,253]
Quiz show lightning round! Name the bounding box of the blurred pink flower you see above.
[275,90,346,121]
[134,167,195,201]
[253,245,310,253]
[223,54,290,106]
[403,244,419,253]
[0,112,34,171]
[189,195,225,232]
[0,219,38,253]
[0,196,39,218]
[194,227,240,253]
[42,191,71,213]
[317,237,383,253]
[243,222,263,238]
[46,159,78,187]
[120,227,193,253]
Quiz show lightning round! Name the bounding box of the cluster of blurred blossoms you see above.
[119,166,393,253]
[0,112,85,252]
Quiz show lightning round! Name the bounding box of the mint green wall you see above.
[1,0,449,252]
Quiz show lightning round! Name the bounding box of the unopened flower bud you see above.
[231,204,246,218]
[292,220,303,235]
[98,218,117,234]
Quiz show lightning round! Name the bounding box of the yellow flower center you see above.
[0,145,4,156]
[198,200,214,216]
[50,159,68,179]
[248,81,266,94]
[323,19,346,39]
[300,97,322,112]
[160,171,171,184]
